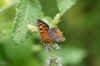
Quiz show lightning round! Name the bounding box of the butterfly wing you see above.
[37,19,64,43]
[37,19,49,41]
[48,28,65,42]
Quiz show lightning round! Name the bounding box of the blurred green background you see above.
[0,0,100,66]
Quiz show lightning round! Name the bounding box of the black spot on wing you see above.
[40,28,42,30]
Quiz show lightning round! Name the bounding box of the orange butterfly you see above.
[37,19,65,44]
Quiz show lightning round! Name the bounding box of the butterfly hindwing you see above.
[48,28,65,42]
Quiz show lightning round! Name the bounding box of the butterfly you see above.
[37,19,65,44]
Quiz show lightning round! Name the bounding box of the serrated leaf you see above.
[56,0,77,14]
[12,0,41,43]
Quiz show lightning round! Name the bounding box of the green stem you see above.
[46,44,62,66]
[47,55,62,66]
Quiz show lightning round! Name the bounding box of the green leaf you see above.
[0,0,5,8]
[39,0,59,17]
[12,0,41,43]
[56,0,77,14]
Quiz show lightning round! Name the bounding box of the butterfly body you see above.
[37,19,64,44]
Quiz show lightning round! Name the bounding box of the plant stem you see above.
[46,44,62,66]
[47,55,62,66]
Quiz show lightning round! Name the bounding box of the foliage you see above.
[0,0,100,66]
[12,0,41,43]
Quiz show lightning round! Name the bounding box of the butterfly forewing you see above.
[37,19,49,40]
